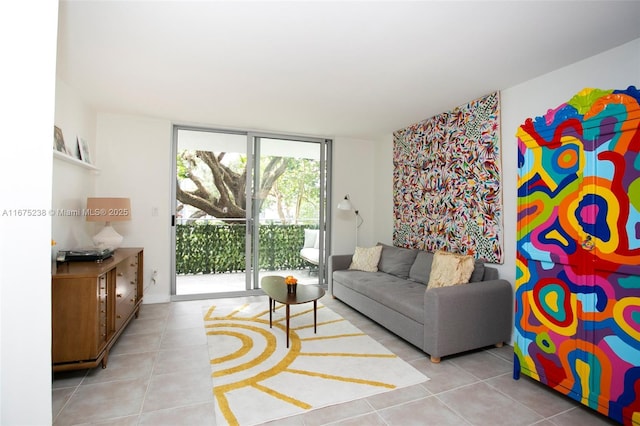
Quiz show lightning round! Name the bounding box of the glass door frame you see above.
[170,125,332,301]
[248,132,331,291]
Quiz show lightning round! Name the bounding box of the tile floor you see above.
[53,293,621,425]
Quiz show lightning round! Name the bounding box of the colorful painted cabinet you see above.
[514,86,640,425]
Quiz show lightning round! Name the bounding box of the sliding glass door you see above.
[171,126,330,299]
[251,135,327,291]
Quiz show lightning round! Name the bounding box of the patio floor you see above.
[176,267,323,295]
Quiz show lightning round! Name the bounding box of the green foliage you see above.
[175,223,317,274]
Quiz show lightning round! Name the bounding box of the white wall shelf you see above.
[53,150,99,172]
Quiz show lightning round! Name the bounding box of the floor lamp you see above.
[337,195,363,247]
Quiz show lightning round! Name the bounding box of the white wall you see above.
[331,137,377,254]
[0,1,58,424]
[373,132,394,244]
[52,79,97,252]
[372,37,640,289]
[95,114,173,303]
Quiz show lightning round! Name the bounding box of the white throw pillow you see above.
[349,246,383,272]
[303,229,318,248]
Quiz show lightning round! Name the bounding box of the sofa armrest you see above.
[328,254,353,295]
[423,279,513,360]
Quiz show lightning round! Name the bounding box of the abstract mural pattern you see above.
[392,92,503,263]
[514,86,640,425]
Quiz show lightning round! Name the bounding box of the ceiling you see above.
[56,1,640,141]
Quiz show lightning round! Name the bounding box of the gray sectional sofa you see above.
[329,244,513,362]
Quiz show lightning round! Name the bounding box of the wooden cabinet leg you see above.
[430,356,441,363]
[495,342,504,348]
[101,351,109,369]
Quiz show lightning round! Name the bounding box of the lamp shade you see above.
[337,196,353,211]
[86,197,131,249]
[86,197,131,222]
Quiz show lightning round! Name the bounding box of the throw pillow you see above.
[377,243,419,279]
[349,245,383,272]
[427,250,475,289]
[408,250,434,284]
[303,229,317,248]
[469,258,485,282]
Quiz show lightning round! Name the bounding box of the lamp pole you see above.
[338,195,362,250]
[354,210,359,248]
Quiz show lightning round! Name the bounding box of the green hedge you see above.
[176,223,316,274]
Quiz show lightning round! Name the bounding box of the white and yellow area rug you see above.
[203,298,429,426]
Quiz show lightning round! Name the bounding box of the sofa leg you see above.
[495,342,504,348]
[430,356,441,363]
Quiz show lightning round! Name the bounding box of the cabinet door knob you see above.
[582,235,595,251]
[130,281,135,285]
[117,293,122,298]
[117,272,124,277]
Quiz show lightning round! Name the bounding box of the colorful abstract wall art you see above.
[514,86,640,425]
[392,92,503,263]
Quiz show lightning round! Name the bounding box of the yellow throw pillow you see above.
[349,246,383,272]
[427,250,475,288]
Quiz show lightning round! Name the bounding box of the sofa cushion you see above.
[300,247,319,264]
[377,244,419,279]
[349,245,383,272]
[408,251,434,284]
[470,259,485,282]
[332,270,426,323]
[427,250,475,288]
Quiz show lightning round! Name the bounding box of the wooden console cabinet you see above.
[52,247,143,372]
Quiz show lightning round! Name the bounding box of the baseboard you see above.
[142,294,171,304]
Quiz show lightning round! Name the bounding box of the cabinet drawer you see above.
[115,255,138,300]
[114,254,139,332]
[97,275,108,348]
[115,289,137,331]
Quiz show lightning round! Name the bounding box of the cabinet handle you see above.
[130,263,136,267]
[116,315,121,319]
[117,272,124,277]
[130,281,136,285]
[130,298,136,302]
[117,294,122,298]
